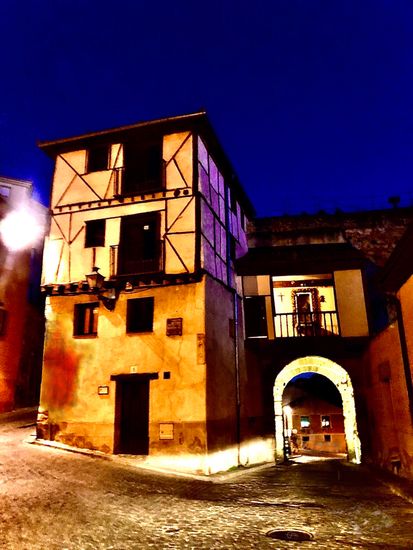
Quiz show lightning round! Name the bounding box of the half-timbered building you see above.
[37,112,260,473]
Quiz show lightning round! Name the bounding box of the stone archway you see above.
[273,356,361,464]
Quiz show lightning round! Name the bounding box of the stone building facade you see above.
[0,177,46,412]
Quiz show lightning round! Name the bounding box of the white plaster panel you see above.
[334,270,369,337]
[52,156,77,208]
[201,236,216,277]
[58,174,100,206]
[106,217,120,246]
[209,156,218,191]
[166,196,195,233]
[110,143,123,168]
[197,136,209,172]
[166,161,187,189]
[163,132,191,162]
[219,196,226,224]
[174,136,193,187]
[62,150,86,174]
[84,171,112,200]
[42,238,63,284]
[201,200,215,245]
[165,233,195,274]
[218,171,224,197]
[211,187,219,216]
[50,215,70,242]
[214,218,221,256]
[220,226,227,259]
[198,164,210,200]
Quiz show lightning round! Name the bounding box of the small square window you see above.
[300,416,310,428]
[127,297,154,333]
[87,145,109,173]
[85,219,105,248]
[324,434,331,442]
[302,436,310,442]
[321,415,330,428]
[74,303,99,336]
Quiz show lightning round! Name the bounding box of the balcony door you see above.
[118,212,161,276]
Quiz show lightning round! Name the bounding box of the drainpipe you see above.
[387,293,413,425]
[233,289,241,466]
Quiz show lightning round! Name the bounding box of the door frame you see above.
[111,372,158,454]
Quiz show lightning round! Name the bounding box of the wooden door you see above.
[117,378,150,455]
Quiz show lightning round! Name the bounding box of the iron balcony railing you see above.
[274,311,340,338]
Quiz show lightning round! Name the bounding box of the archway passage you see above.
[273,356,361,464]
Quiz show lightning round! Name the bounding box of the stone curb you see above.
[28,436,274,482]
[0,407,38,423]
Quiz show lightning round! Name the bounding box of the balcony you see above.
[274,311,339,338]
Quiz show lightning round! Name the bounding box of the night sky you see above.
[1,1,412,217]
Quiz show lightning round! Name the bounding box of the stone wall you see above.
[248,207,413,266]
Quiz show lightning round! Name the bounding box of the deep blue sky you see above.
[1,1,412,216]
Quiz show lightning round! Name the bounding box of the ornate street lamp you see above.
[85,267,118,311]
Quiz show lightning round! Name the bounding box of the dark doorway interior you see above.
[115,377,150,455]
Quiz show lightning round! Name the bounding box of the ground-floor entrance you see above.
[112,373,158,455]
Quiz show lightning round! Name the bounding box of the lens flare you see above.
[0,207,44,251]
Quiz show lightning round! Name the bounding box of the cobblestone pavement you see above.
[1,417,413,549]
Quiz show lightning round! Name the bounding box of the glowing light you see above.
[273,356,362,464]
[0,207,44,251]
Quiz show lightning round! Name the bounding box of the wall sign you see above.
[98,385,109,395]
[159,423,174,440]
[166,317,183,336]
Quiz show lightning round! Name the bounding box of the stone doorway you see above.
[273,356,361,464]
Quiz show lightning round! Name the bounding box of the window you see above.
[302,436,309,442]
[123,139,163,194]
[85,219,105,248]
[229,187,237,212]
[127,298,154,333]
[87,144,109,173]
[321,415,330,428]
[118,212,160,275]
[244,296,267,338]
[300,416,310,428]
[324,434,331,442]
[74,303,99,336]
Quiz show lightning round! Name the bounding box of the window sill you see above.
[73,334,98,339]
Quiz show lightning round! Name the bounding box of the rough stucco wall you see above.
[39,279,207,456]
[365,323,413,478]
[249,208,413,266]
[399,276,413,376]
[0,251,30,412]
[205,276,237,452]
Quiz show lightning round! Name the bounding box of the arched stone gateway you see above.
[273,356,361,464]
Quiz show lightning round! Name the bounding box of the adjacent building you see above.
[0,177,46,412]
[362,223,413,477]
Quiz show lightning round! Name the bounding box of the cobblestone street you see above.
[1,413,413,549]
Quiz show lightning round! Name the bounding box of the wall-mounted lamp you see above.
[86,266,118,311]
